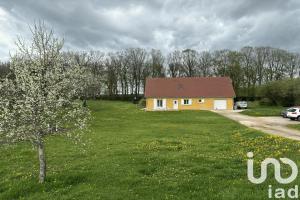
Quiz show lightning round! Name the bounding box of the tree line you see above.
[1,47,300,99]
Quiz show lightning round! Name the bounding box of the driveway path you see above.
[214,110,300,141]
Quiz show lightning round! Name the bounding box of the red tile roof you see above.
[145,77,235,98]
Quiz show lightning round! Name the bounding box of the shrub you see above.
[259,98,272,106]
[138,98,146,108]
[260,78,300,106]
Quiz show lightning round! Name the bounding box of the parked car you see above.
[235,101,248,109]
[281,108,294,118]
[286,107,300,121]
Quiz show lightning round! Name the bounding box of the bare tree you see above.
[212,49,230,76]
[127,48,147,95]
[254,47,268,85]
[182,49,198,77]
[283,52,300,79]
[114,51,130,95]
[105,53,119,96]
[149,49,165,77]
[198,51,213,77]
[240,46,256,96]
[167,50,182,77]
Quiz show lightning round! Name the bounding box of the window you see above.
[183,99,190,105]
[198,99,205,103]
[157,99,163,108]
[181,99,192,105]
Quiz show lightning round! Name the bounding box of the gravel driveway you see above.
[214,110,300,141]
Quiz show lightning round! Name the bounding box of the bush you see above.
[247,101,260,108]
[138,98,146,108]
[259,98,272,106]
[260,78,300,107]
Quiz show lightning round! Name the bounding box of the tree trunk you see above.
[38,140,46,183]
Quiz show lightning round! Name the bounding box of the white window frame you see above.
[181,99,192,105]
[153,98,166,110]
[157,99,163,108]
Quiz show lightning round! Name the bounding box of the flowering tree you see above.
[0,22,90,183]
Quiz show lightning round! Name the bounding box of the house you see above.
[144,77,235,111]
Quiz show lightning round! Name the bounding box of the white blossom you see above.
[0,22,90,183]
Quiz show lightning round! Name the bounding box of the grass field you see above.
[1,101,300,199]
[240,102,284,117]
[288,124,300,131]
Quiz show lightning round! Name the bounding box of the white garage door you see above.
[214,100,227,110]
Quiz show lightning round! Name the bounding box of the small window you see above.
[157,99,163,108]
[183,99,190,105]
[198,99,205,103]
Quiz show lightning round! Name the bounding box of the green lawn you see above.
[1,101,300,199]
[240,102,284,116]
[288,124,300,131]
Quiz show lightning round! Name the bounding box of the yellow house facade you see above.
[146,98,234,111]
[144,77,236,111]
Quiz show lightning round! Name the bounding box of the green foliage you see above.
[137,98,146,108]
[1,101,300,199]
[260,78,300,106]
[259,98,273,106]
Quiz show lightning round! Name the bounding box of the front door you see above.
[173,100,178,109]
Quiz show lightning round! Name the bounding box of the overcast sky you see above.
[1,0,300,60]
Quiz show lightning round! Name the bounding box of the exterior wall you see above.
[146,98,234,111]
[146,98,154,110]
[226,98,234,110]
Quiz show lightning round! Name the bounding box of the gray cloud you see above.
[1,0,300,60]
